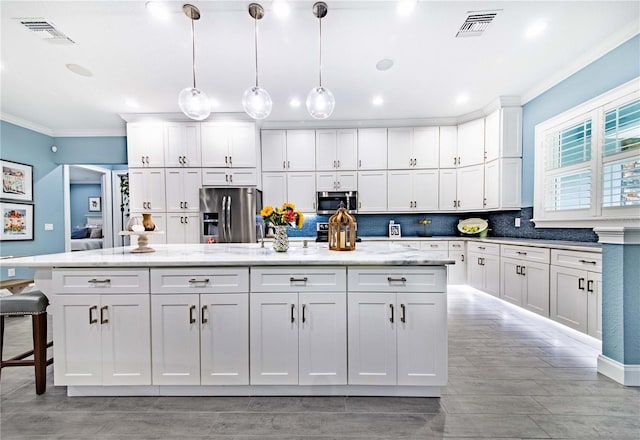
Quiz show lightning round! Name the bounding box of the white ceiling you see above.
[1,1,638,136]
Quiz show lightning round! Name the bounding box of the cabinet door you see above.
[439,169,457,210]
[250,292,299,385]
[457,118,485,167]
[287,172,316,212]
[387,128,412,169]
[347,292,396,385]
[165,169,185,212]
[484,159,500,210]
[165,123,201,167]
[146,213,166,245]
[358,128,387,169]
[261,130,287,171]
[467,252,485,292]
[387,171,412,212]
[439,126,458,168]
[336,171,357,191]
[484,110,500,163]
[53,295,102,385]
[182,169,201,211]
[457,165,484,210]
[229,169,257,186]
[146,169,166,213]
[357,171,387,212]
[336,129,358,170]
[200,293,249,385]
[128,169,147,212]
[550,266,587,333]
[316,172,337,192]
[262,173,287,209]
[166,214,188,244]
[483,254,500,297]
[127,123,165,168]
[286,130,316,171]
[183,213,200,243]
[229,123,256,168]
[201,123,229,167]
[501,257,524,306]
[316,130,337,171]
[151,294,200,385]
[522,261,550,317]
[202,168,230,186]
[587,272,602,340]
[397,293,447,386]
[414,170,439,211]
[298,292,347,385]
[101,295,151,386]
[448,249,466,284]
[413,127,440,169]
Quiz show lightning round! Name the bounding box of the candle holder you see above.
[328,202,356,251]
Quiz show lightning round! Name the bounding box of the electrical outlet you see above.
[7,268,15,277]
[514,218,521,228]
[45,223,54,231]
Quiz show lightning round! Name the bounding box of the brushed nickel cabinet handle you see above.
[89,305,98,324]
[520,266,526,276]
[389,304,394,323]
[188,278,210,284]
[189,305,196,324]
[290,277,308,283]
[291,304,295,323]
[88,278,111,284]
[387,276,407,283]
[100,306,108,324]
[579,259,597,265]
[400,304,406,323]
[201,305,208,324]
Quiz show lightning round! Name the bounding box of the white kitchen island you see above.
[9,242,452,397]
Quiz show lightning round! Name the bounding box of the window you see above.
[534,78,640,228]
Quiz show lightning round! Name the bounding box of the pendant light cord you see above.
[254,15,259,87]
[191,17,197,89]
[318,15,323,87]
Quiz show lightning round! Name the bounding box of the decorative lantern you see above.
[328,202,356,251]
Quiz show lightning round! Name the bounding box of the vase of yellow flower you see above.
[260,202,305,252]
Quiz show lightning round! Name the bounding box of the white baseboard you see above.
[598,355,640,386]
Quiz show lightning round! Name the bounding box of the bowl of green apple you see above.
[457,218,489,237]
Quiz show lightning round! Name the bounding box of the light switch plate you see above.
[514,218,521,228]
[45,223,54,231]
[7,268,15,277]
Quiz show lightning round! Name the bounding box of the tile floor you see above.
[1,285,638,439]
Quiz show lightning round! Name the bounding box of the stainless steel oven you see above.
[316,191,357,214]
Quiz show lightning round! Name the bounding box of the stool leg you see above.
[0,315,4,380]
[32,313,47,395]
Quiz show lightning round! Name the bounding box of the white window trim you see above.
[533,77,640,229]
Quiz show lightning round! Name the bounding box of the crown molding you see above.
[594,227,640,245]
[521,24,639,105]
[260,117,460,129]
[119,112,254,124]
[1,112,54,137]
[53,129,126,138]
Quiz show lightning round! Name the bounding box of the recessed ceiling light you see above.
[525,19,547,39]
[396,0,417,16]
[146,1,171,21]
[125,99,139,108]
[376,58,394,71]
[66,63,93,77]
[273,0,291,18]
[289,98,301,108]
[456,93,469,104]
[372,96,384,106]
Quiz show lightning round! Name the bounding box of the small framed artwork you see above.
[1,202,34,241]
[1,160,33,202]
[88,196,101,212]
[389,223,401,238]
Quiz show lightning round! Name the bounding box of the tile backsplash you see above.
[287,207,598,243]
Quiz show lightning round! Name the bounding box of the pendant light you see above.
[178,4,211,121]
[306,2,335,119]
[243,3,272,120]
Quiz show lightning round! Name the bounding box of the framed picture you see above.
[1,202,34,241]
[88,196,101,212]
[389,223,401,238]
[1,160,33,202]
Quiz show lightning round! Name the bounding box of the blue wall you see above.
[521,34,640,206]
[70,184,102,230]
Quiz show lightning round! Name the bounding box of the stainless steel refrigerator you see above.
[199,187,262,243]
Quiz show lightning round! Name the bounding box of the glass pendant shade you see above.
[306,86,335,119]
[243,85,272,120]
[178,87,211,121]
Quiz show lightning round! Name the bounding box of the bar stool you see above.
[0,290,53,394]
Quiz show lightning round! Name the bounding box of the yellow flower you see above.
[282,202,296,211]
[296,210,305,228]
[260,206,273,217]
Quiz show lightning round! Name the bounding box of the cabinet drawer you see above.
[151,268,249,294]
[53,269,149,294]
[251,267,346,292]
[419,241,448,251]
[551,249,602,272]
[501,245,550,264]
[467,242,500,256]
[348,267,446,292]
[392,241,421,249]
[448,241,465,252]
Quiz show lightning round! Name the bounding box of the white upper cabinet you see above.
[387,128,413,169]
[165,168,201,212]
[261,130,316,171]
[484,158,522,210]
[457,164,485,210]
[262,172,287,209]
[316,129,358,171]
[439,126,458,169]
[129,168,166,213]
[357,128,387,170]
[316,171,357,192]
[201,122,256,168]
[438,169,457,210]
[357,171,387,212]
[387,170,438,212]
[287,172,316,212]
[413,127,440,169]
[127,122,165,168]
[164,123,201,167]
[388,127,439,169]
[484,107,522,162]
[457,118,485,167]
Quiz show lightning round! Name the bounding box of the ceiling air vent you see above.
[455,10,500,38]
[17,18,75,44]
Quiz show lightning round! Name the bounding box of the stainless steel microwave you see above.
[316,191,357,214]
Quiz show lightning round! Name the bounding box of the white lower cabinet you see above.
[467,243,500,297]
[150,268,250,385]
[501,258,550,316]
[166,213,199,244]
[447,241,466,284]
[347,267,447,386]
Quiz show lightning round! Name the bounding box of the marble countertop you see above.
[5,242,455,268]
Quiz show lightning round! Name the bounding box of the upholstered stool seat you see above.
[0,290,53,394]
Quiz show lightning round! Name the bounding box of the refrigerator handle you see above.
[221,195,228,242]
[226,195,232,242]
